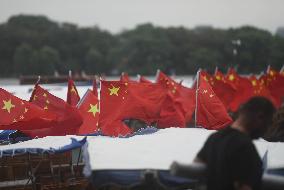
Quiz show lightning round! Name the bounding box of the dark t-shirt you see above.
[197,127,262,190]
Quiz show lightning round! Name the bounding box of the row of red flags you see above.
[201,66,284,112]
[0,67,283,137]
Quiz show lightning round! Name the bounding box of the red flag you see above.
[0,88,57,130]
[77,90,99,135]
[202,70,237,110]
[214,69,225,81]
[99,81,167,136]
[226,68,254,112]
[196,72,233,130]
[67,78,80,106]
[157,71,196,124]
[225,68,239,88]
[248,75,278,107]
[27,85,83,136]
[157,93,187,128]
[120,72,131,82]
[139,75,152,83]
[265,68,284,107]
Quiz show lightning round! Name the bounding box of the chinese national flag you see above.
[201,70,237,110]
[226,68,254,112]
[0,89,61,137]
[196,73,232,130]
[67,78,80,106]
[249,75,277,107]
[157,71,195,124]
[0,88,57,130]
[99,81,166,136]
[77,89,99,135]
[27,85,83,136]
[265,68,284,107]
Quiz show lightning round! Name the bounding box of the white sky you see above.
[0,0,283,33]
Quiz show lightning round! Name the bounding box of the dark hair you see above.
[238,97,276,138]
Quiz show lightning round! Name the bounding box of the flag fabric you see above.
[249,75,276,106]
[226,68,254,112]
[214,69,225,81]
[99,81,167,136]
[265,68,284,107]
[139,75,152,83]
[158,93,188,128]
[27,85,83,137]
[196,72,232,130]
[200,70,236,110]
[120,72,131,82]
[77,89,99,135]
[67,78,80,106]
[0,88,57,130]
[157,71,196,125]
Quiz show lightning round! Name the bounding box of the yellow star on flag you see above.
[88,104,99,117]
[2,99,15,113]
[43,93,47,97]
[229,74,234,81]
[252,80,257,86]
[109,85,120,96]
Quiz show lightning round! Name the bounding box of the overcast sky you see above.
[0,0,283,33]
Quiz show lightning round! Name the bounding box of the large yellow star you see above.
[88,104,99,117]
[108,85,120,96]
[2,99,15,113]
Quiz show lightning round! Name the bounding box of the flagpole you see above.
[29,76,41,102]
[194,69,201,128]
[266,65,271,74]
[69,70,72,78]
[137,74,141,82]
[36,75,41,84]
[280,65,284,73]
[155,69,160,83]
[214,66,218,75]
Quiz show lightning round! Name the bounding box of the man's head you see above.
[237,97,276,139]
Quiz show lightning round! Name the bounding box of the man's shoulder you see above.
[210,127,253,147]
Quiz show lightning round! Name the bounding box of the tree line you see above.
[0,15,283,77]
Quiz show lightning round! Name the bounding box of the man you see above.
[195,97,276,190]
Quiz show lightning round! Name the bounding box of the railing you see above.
[170,162,284,190]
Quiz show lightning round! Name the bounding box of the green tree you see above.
[85,48,103,74]
[13,43,34,75]
[36,46,59,75]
